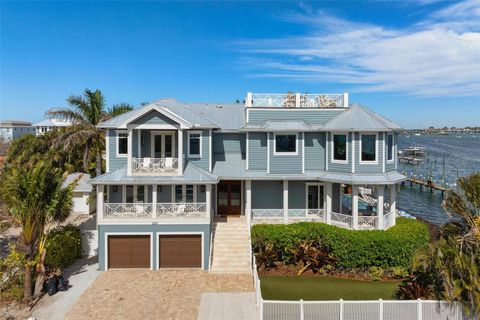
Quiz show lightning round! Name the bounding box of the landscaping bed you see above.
[260,276,401,301]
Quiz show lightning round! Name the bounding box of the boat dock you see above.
[402,177,449,197]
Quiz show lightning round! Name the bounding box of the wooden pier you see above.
[403,177,449,197]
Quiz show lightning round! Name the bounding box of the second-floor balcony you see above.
[132,157,179,175]
[103,202,208,219]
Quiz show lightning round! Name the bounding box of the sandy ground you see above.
[66,270,254,320]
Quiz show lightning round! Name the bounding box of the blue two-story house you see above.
[91,92,405,272]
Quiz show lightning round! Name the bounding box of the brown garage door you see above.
[108,235,150,269]
[159,235,202,268]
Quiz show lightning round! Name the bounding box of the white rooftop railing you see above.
[246,92,349,108]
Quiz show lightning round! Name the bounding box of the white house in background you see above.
[63,173,95,214]
[34,118,72,136]
[0,120,35,142]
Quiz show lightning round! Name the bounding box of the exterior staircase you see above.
[210,216,252,274]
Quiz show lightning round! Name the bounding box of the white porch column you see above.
[97,185,104,221]
[325,182,332,224]
[377,185,384,230]
[245,180,252,225]
[352,185,359,230]
[206,184,212,219]
[152,185,157,219]
[390,184,397,226]
[283,180,289,223]
[127,128,133,175]
[178,129,183,175]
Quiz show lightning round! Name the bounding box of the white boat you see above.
[414,133,421,136]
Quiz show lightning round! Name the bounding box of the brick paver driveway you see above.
[65,270,254,320]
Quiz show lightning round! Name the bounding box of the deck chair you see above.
[164,157,174,172]
[175,204,186,216]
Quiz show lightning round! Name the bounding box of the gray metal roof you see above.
[89,162,218,185]
[186,103,245,130]
[240,120,314,132]
[212,154,405,184]
[98,99,219,129]
[322,104,403,132]
[62,173,92,192]
[0,120,32,127]
[34,119,71,127]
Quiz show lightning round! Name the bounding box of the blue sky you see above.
[1,1,479,128]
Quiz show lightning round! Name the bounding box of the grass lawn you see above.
[260,276,401,301]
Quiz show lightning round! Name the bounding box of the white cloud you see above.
[236,0,480,97]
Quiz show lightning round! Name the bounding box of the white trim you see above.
[246,132,249,170]
[150,131,176,158]
[246,107,344,112]
[187,131,202,158]
[155,232,205,270]
[305,183,325,210]
[137,130,141,157]
[117,105,192,129]
[382,132,386,173]
[106,131,110,172]
[301,132,305,173]
[331,132,349,164]
[273,132,299,156]
[128,123,179,130]
[351,133,355,173]
[386,133,394,163]
[104,232,154,270]
[115,130,128,158]
[359,133,379,165]
[267,133,270,173]
[172,184,197,203]
[325,133,329,171]
[394,134,398,170]
[208,129,212,172]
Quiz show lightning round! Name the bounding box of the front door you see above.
[217,180,242,215]
[152,132,175,158]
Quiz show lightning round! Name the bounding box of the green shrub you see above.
[368,266,384,281]
[44,224,82,270]
[0,244,26,301]
[251,218,429,270]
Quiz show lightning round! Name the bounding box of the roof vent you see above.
[216,105,223,109]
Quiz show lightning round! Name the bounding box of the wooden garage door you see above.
[159,235,202,268]
[108,235,150,268]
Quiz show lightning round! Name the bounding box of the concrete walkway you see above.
[197,292,259,320]
[31,256,100,320]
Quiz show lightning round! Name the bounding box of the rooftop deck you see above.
[245,92,349,108]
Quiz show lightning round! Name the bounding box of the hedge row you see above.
[251,218,429,269]
[45,224,82,269]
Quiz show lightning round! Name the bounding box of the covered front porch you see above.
[247,180,397,230]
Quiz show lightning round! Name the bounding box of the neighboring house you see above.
[34,118,72,135]
[63,173,96,214]
[0,120,35,142]
[90,92,405,271]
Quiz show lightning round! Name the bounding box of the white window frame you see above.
[150,131,176,158]
[171,184,197,203]
[273,133,298,156]
[305,183,325,210]
[116,130,128,158]
[359,133,378,164]
[187,131,202,158]
[331,132,349,164]
[122,185,147,203]
[386,133,394,163]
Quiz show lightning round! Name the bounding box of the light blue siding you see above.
[304,132,325,171]
[251,181,283,209]
[354,132,384,173]
[131,110,179,126]
[108,129,127,170]
[98,224,211,271]
[108,185,123,203]
[269,133,303,174]
[247,109,342,125]
[248,132,267,170]
[183,130,210,171]
[213,133,245,156]
[327,132,352,173]
[288,181,306,209]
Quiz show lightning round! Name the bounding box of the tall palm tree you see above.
[414,173,480,315]
[47,89,133,176]
[0,161,73,301]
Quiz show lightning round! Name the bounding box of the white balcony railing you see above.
[330,212,353,229]
[246,92,348,108]
[156,202,207,218]
[252,209,284,219]
[288,209,325,221]
[132,157,178,175]
[383,211,395,229]
[358,215,378,230]
[104,203,153,218]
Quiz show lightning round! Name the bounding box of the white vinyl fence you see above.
[252,255,467,320]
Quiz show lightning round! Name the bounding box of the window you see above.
[387,134,394,161]
[136,185,145,203]
[361,134,377,162]
[274,134,297,154]
[117,132,128,156]
[174,185,196,202]
[333,134,347,162]
[188,132,201,157]
[307,184,324,209]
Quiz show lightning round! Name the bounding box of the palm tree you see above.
[47,89,133,176]
[0,161,73,301]
[413,173,480,315]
